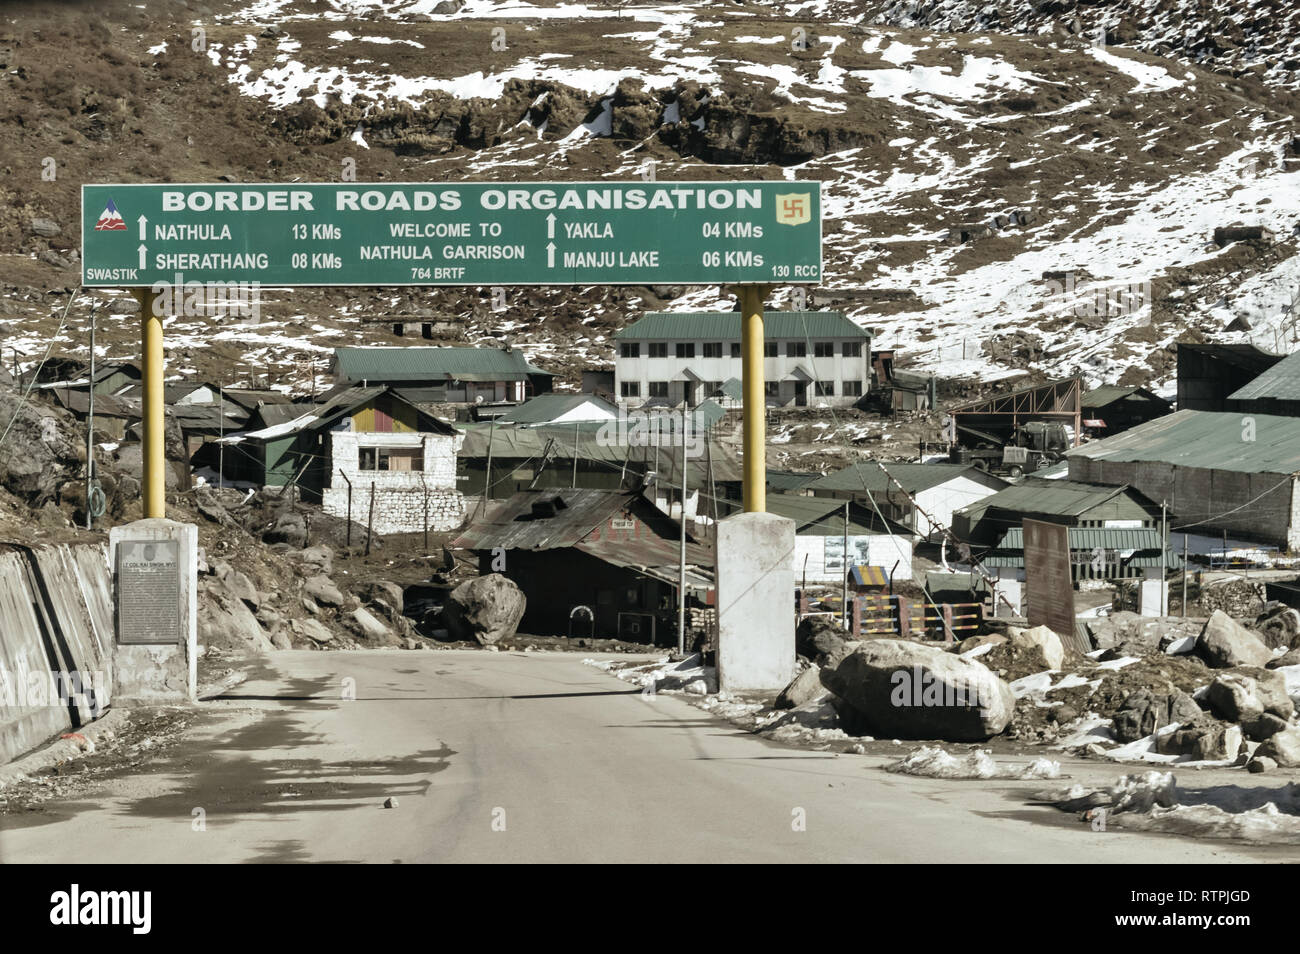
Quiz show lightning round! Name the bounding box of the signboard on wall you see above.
[82,181,822,287]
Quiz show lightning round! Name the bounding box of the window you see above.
[843,380,863,396]
[786,342,807,357]
[649,381,669,398]
[620,342,640,358]
[359,447,423,471]
[675,342,695,359]
[621,381,641,398]
[730,343,741,358]
[764,342,778,358]
[815,381,835,396]
[764,381,779,397]
[843,341,863,357]
[702,342,723,359]
[648,342,668,358]
[814,341,834,358]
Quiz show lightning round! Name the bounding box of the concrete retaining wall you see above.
[0,543,112,764]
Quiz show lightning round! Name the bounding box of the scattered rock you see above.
[953,634,1006,654]
[349,606,394,643]
[28,216,60,237]
[1111,689,1202,743]
[383,796,399,809]
[1254,603,1300,649]
[795,615,846,662]
[1269,647,1300,669]
[775,665,824,710]
[441,574,526,645]
[303,574,345,607]
[291,618,334,644]
[1158,719,1243,761]
[1247,756,1278,774]
[1255,725,1300,767]
[1194,610,1272,668]
[1008,624,1064,670]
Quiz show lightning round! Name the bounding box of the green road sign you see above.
[81,182,822,288]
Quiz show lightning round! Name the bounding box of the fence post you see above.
[897,595,910,639]
[942,604,954,643]
[365,481,376,557]
[852,595,861,638]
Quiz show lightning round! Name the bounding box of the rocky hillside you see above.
[3,0,1299,396]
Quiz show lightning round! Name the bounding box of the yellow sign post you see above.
[129,288,166,519]
[736,284,770,513]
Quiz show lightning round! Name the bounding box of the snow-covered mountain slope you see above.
[4,0,1299,394]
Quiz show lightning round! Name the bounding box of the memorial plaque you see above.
[116,539,182,644]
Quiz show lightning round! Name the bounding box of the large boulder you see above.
[1195,611,1271,668]
[1008,624,1064,670]
[819,638,1015,741]
[442,574,526,645]
[1111,689,1203,743]
[1256,725,1300,767]
[795,615,847,662]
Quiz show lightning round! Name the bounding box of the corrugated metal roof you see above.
[809,461,997,494]
[1227,350,1300,402]
[998,526,1162,549]
[452,490,709,567]
[961,478,1136,517]
[458,420,743,484]
[497,393,617,425]
[763,492,904,536]
[1081,385,1140,407]
[1067,409,1300,473]
[767,469,821,491]
[615,311,869,341]
[334,346,554,382]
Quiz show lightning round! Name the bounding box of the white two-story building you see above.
[613,311,872,408]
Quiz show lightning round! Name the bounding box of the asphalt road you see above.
[0,651,1277,863]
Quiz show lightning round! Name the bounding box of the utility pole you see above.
[217,378,225,488]
[85,303,97,530]
[1161,499,1167,611]
[571,419,579,488]
[842,501,850,629]
[1181,533,1189,617]
[677,407,688,656]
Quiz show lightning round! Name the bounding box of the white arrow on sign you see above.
[137,214,148,241]
[138,244,147,269]
[546,242,555,269]
[546,213,556,240]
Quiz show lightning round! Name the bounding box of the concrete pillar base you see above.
[717,511,796,691]
[108,519,198,705]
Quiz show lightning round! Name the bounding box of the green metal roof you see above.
[334,347,554,383]
[496,393,617,425]
[1081,385,1139,407]
[767,469,821,491]
[809,461,999,494]
[690,399,727,429]
[1227,350,1300,402]
[1067,409,1300,474]
[615,311,870,341]
[959,478,1144,518]
[716,378,744,400]
[763,492,897,536]
[997,526,1162,550]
